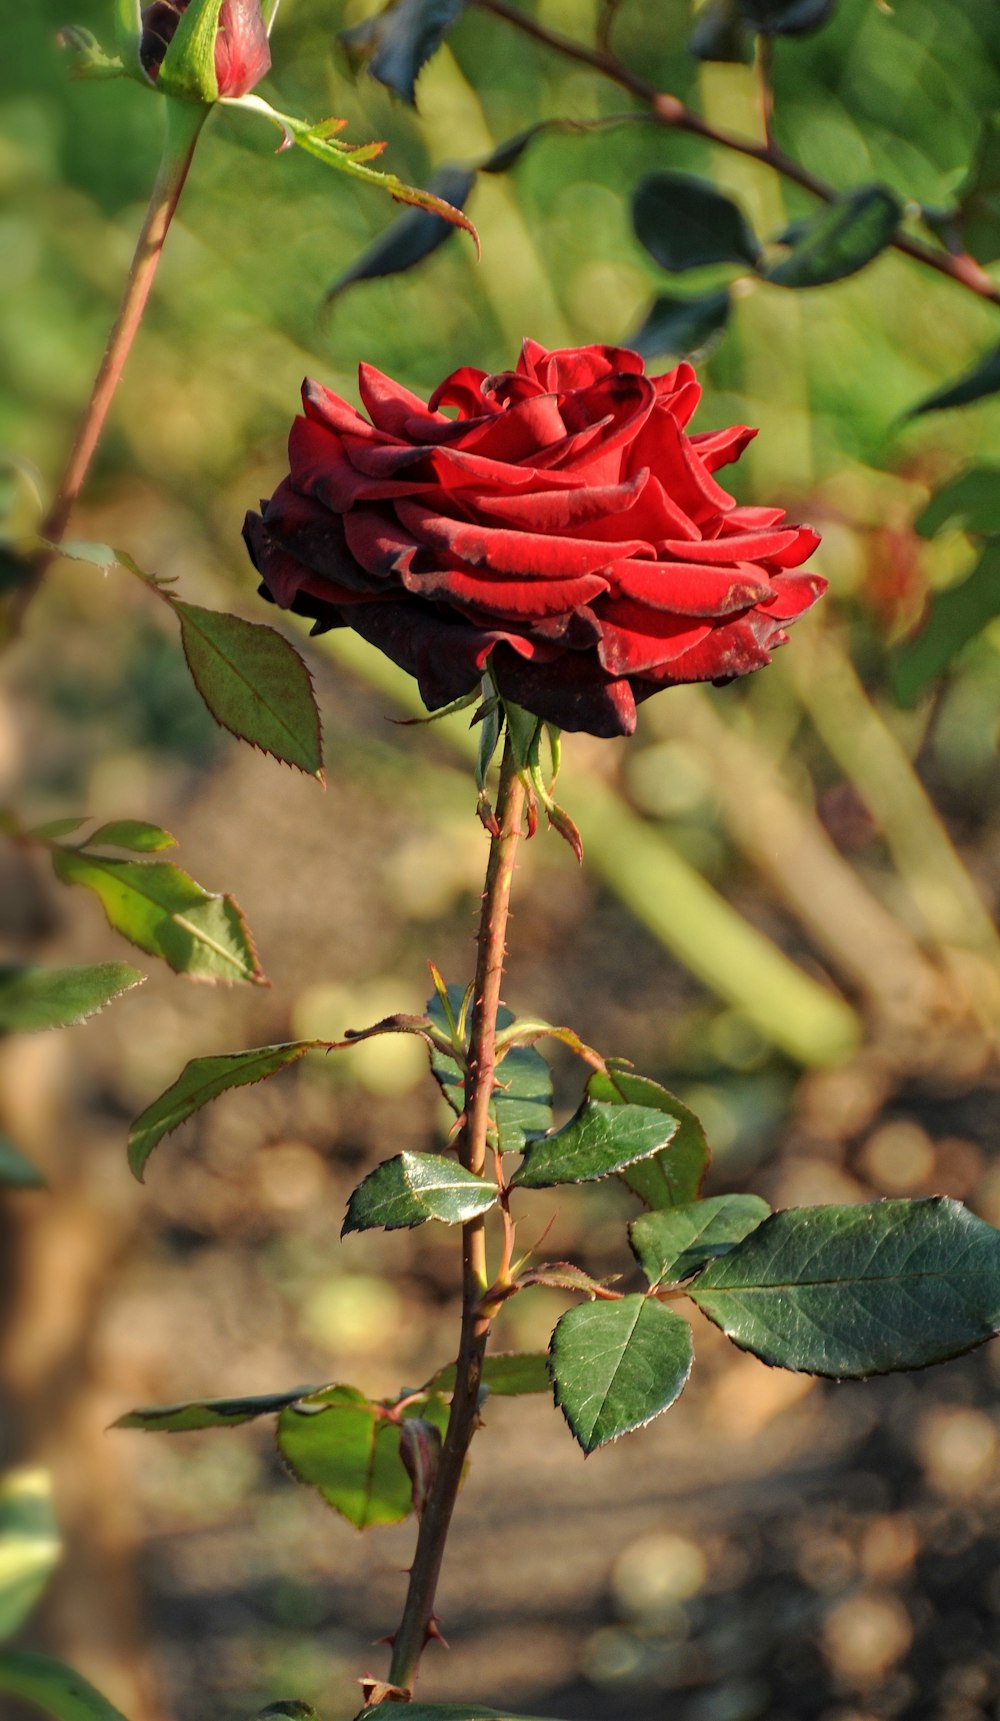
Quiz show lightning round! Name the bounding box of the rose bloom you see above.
[140,0,270,96]
[245,342,825,737]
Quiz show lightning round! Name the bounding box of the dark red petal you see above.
[428,367,491,416]
[610,558,773,616]
[659,528,806,566]
[726,504,785,529]
[461,471,649,532]
[539,344,646,392]
[343,509,422,580]
[302,378,381,441]
[491,644,638,737]
[400,563,609,618]
[647,613,781,684]
[344,601,555,712]
[563,471,699,546]
[757,570,828,619]
[288,418,435,509]
[596,605,712,675]
[358,363,445,437]
[689,423,757,472]
[624,409,736,525]
[393,498,648,579]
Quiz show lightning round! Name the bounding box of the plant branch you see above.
[387,735,526,1696]
[475,0,1000,309]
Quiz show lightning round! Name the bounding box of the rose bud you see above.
[245,342,826,739]
[140,0,271,98]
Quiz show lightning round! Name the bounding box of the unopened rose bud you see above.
[140,0,271,98]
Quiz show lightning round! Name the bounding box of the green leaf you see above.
[28,818,88,841]
[689,0,753,63]
[0,1136,45,1189]
[915,468,1000,538]
[85,820,176,853]
[343,1152,497,1233]
[586,1071,710,1209]
[0,1652,128,1721]
[739,0,836,31]
[340,0,466,103]
[0,1470,60,1642]
[424,1352,551,1397]
[51,849,264,986]
[172,602,323,779]
[114,1386,316,1433]
[959,113,1000,265]
[352,1709,561,1721]
[550,1295,694,1453]
[892,542,1000,705]
[277,1386,449,1528]
[630,289,730,359]
[908,343,1000,416]
[630,1194,771,1284]
[428,984,553,1151]
[632,172,761,273]
[688,1198,1000,1377]
[128,1043,319,1179]
[327,165,476,300]
[511,1100,679,1189]
[0,963,144,1033]
[258,1706,322,1721]
[765,186,900,288]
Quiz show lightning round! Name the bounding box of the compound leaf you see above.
[630,1194,770,1284]
[128,1043,319,1179]
[343,1152,496,1233]
[511,1100,678,1189]
[0,962,144,1033]
[550,1295,693,1453]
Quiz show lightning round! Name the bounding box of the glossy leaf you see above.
[511,1100,679,1189]
[128,1043,320,1179]
[630,289,730,359]
[0,1135,45,1189]
[277,1386,449,1528]
[892,542,1000,705]
[630,1194,771,1284]
[915,468,1000,538]
[587,1071,710,1209]
[84,820,176,853]
[632,172,760,273]
[0,962,144,1033]
[428,984,553,1150]
[115,1386,315,1432]
[766,186,900,288]
[173,601,323,779]
[343,1152,497,1233]
[689,1198,1000,1377]
[327,165,476,299]
[51,849,263,985]
[340,0,466,103]
[424,1352,551,1397]
[959,113,1000,265]
[550,1295,694,1453]
[0,1652,128,1721]
[0,1470,60,1642]
[908,343,1000,416]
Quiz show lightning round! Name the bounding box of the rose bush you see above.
[244,342,825,736]
[140,0,271,96]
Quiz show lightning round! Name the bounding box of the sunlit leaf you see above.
[586,1071,710,1209]
[0,963,144,1033]
[630,289,730,359]
[84,820,176,853]
[340,0,466,103]
[277,1386,449,1528]
[630,1194,771,1284]
[0,1652,128,1721]
[173,602,323,779]
[343,1152,497,1233]
[115,1386,316,1432]
[892,542,1000,705]
[511,1100,679,1189]
[428,984,553,1150]
[0,1470,60,1642]
[632,172,760,272]
[550,1296,693,1453]
[128,1043,320,1179]
[423,1353,551,1397]
[765,186,900,288]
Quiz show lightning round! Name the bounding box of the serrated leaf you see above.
[630,1194,771,1284]
[340,0,466,103]
[114,1385,316,1432]
[428,983,553,1150]
[85,820,176,853]
[277,1386,449,1528]
[959,112,1000,265]
[511,1101,678,1189]
[630,289,730,359]
[892,542,1000,705]
[128,1043,319,1179]
[765,186,900,288]
[327,165,476,300]
[51,849,263,985]
[915,468,1000,538]
[0,1470,60,1642]
[424,1352,551,1397]
[0,963,144,1033]
[689,1198,1000,1377]
[172,602,323,779]
[343,1152,497,1233]
[587,1071,710,1209]
[632,172,761,272]
[550,1295,693,1453]
[0,1136,45,1189]
[908,343,1000,416]
[0,1652,128,1721]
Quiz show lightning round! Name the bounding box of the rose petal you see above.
[610,558,773,616]
[394,499,650,580]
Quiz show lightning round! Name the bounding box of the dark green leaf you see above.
[632,172,760,272]
[114,1386,316,1433]
[277,1386,448,1528]
[550,1295,694,1453]
[739,0,836,32]
[358,1711,560,1721]
[587,1071,710,1208]
[172,602,323,779]
[908,343,1000,416]
[915,468,1000,538]
[959,113,1000,265]
[0,1136,45,1189]
[0,1470,60,1642]
[128,1044,319,1179]
[0,962,144,1033]
[51,849,264,986]
[343,1152,497,1234]
[689,0,753,63]
[258,1706,322,1721]
[511,1100,678,1189]
[424,1352,551,1397]
[428,984,553,1150]
[85,820,176,853]
[340,0,466,103]
[630,1194,771,1284]
[892,542,1000,705]
[28,817,87,841]
[689,1198,1000,1377]
[327,165,477,300]
[0,1652,128,1721]
[630,289,730,359]
[766,186,900,288]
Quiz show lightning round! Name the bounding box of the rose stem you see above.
[11,99,207,628]
[388,734,526,1696]
[475,0,1000,309]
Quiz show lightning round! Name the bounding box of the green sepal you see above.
[158,0,225,102]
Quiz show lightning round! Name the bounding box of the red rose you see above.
[140,0,271,97]
[244,342,825,737]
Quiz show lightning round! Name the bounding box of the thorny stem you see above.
[475,0,1000,309]
[387,736,526,1695]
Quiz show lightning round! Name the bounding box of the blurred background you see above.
[3,1,1000,1718]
